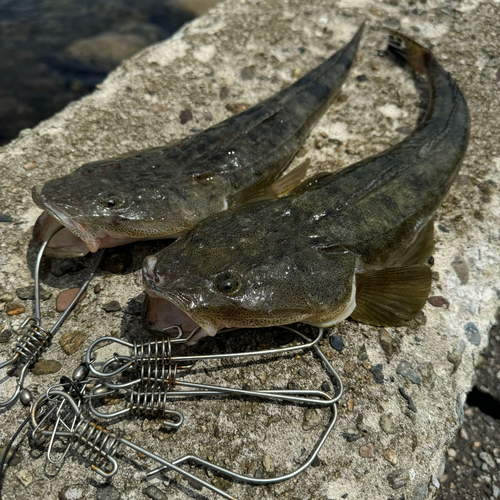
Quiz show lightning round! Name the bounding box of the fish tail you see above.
[386,30,432,74]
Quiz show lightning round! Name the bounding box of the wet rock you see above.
[0,214,13,223]
[302,408,321,430]
[0,293,13,303]
[428,296,450,308]
[412,482,429,500]
[96,484,120,500]
[180,108,193,124]
[240,66,255,80]
[103,300,122,312]
[59,331,86,355]
[6,303,25,315]
[451,256,469,284]
[379,414,397,434]
[0,329,12,343]
[396,360,421,385]
[16,285,52,301]
[142,485,168,500]
[464,322,480,345]
[226,102,251,114]
[382,448,397,465]
[387,469,410,489]
[379,328,395,360]
[56,288,86,312]
[31,359,62,375]
[329,334,344,351]
[359,443,375,458]
[447,348,462,372]
[418,362,436,389]
[398,387,417,413]
[16,469,33,487]
[369,364,384,384]
[59,484,86,500]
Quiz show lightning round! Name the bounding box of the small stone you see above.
[292,67,301,78]
[383,17,401,28]
[432,271,440,281]
[472,441,481,451]
[94,283,102,294]
[59,484,86,500]
[396,360,421,385]
[428,296,450,308]
[379,328,394,360]
[464,322,480,346]
[303,408,321,430]
[398,387,417,413]
[447,348,462,372]
[226,102,251,114]
[479,452,496,468]
[16,285,52,301]
[341,433,361,442]
[369,364,384,384]
[379,414,397,434]
[16,469,33,486]
[357,343,368,361]
[321,381,331,392]
[329,334,344,351]
[418,362,436,389]
[103,300,121,312]
[412,482,429,500]
[0,293,14,303]
[262,454,274,473]
[451,256,469,284]
[359,443,375,458]
[382,448,397,465]
[142,485,168,500]
[31,359,62,375]
[356,74,369,82]
[414,311,427,325]
[212,477,232,491]
[96,484,120,500]
[6,303,25,315]
[23,162,38,171]
[0,329,12,343]
[59,331,86,355]
[460,427,469,440]
[219,86,229,99]
[0,214,13,223]
[447,448,457,458]
[179,109,193,124]
[344,361,356,375]
[56,288,86,313]
[387,469,410,489]
[492,484,500,499]
[240,66,255,80]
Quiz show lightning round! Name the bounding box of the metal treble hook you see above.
[0,225,104,408]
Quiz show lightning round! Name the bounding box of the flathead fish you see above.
[32,23,365,257]
[142,32,470,343]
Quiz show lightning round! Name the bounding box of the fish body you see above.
[143,32,470,343]
[32,23,365,257]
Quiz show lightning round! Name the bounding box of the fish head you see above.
[142,205,358,343]
[32,153,230,257]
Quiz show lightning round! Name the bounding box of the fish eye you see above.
[215,272,240,294]
[99,193,123,209]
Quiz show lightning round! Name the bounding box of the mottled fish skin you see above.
[143,32,469,341]
[32,22,365,257]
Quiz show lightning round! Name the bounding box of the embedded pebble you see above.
[59,331,86,355]
[378,328,394,360]
[451,256,469,284]
[94,283,102,294]
[398,387,417,413]
[382,448,397,465]
[359,443,375,458]
[179,108,193,124]
[447,448,457,458]
[240,66,255,80]
[31,359,62,375]
[303,408,321,430]
[492,484,500,499]
[59,484,86,500]
[6,303,25,315]
[341,433,361,442]
[56,288,86,313]
[211,477,232,491]
[143,485,168,500]
[0,293,14,303]
[479,451,496,468]
[23,161,37,171]
[428,296,450,308]
[96,484,121,500]
[0,214,13,223]
[16,285,52,301]
[343,361,356,375]
[383,17,401,28]
[379,414,396,434]
[16,469,33,486]
[464,322,480,345]
[387,469,410,489]
[396,360,421,385]
[262,454,274,473]
[412,482,429,500]
[414,311,427,325]
[357,343,368,361]
[369,364,384,384]
[418,362,436,389]
[226,102,251,114]
[0,329,12,343]
[447,348,462,372]
[355,74,368,82]
[329,334,344,351]
[103,300,122,312]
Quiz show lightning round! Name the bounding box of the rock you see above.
[356,74,369,82]
[6,303,25,315]
[379,414,397,434]
[343,361,356,376]
[180,108,193,124]
[464,322,481,345]
[142,485,168,500]
[103,300,121,312]
[226,102,251,114]
[396,361,421,385]
[31,359,62,375]
[418,362,436,389]
[58,484,86,500]
[56,289,86,313]
[414,311,427,325]
[0,293,13,303]
[451,256,469,284]
[412,482,429,500]
[447,348,462,372]
[387,469,410,489]
[16,469,33,486]
[23,161,37,171]
[94,283,102,294]
[383,17,401,28]
[428,296,450,308]
[211,477,232,491]
[359,443,375,458]
[16,285,52,301]
[379,328,395,360]
[59,331,86,355]
[382,448,397,465]
[262,454,274,473]
[0,214,13,223]
[302,408,321,430]
[479,451,496,468]
[357,343,368,361]
[329,334,344,351]
[398,387,417,413]
[369,364,384,384]
[240,66,255,80]
[341,433,361,442]
[96,484,121,500]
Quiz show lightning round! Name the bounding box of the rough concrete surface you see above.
[0,0,499,499]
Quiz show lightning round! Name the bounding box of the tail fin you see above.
[387,31,433,74]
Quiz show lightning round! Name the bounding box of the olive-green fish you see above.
[142,32,470,343]
[31,22,365,258]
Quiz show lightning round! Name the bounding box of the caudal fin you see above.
[387,31,433,74]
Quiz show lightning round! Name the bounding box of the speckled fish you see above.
[142,32,469,343]
[31,23,365,258]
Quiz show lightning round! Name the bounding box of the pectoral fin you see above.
[394,218,435,267]
[351,265,431,326]
[232,158,310,204]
